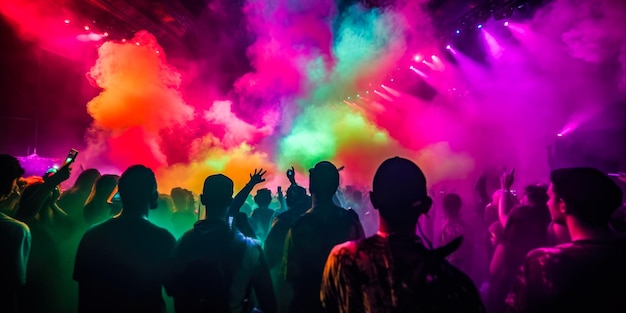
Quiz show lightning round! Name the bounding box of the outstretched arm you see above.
[21,165,71,220]
[229,168,267,217]
[498,169,515,227]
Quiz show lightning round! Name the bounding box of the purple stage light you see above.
[504,21,509,27]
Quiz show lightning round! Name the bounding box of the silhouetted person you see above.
[506,167,626,312]
[74,165,175,313]
[250,188,275,241]
[440,193,471,273]
[488,184,551,313]
[283,161,365,313]
[83,174,119,227]
[0,154,29,313]
[321,157,485,313]
[171,187,197,239]
[265,184,311,270]
[166,172,276,313]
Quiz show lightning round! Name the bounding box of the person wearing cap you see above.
[506,167,626,313]
[321,157,485,313]
[283,161,365,313]
[166,171,276,313]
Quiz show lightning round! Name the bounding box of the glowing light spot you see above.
[413,54,422,62]
[84,26,90,31]
[104,32,109,37]
[64,19,70,24]
[121,39,127,42]
[136,42,140,45]
[557,133,563,137]
[446,45,451,50]
[456,29,460,34]
[504,21,509,27]
[477,24,483,29]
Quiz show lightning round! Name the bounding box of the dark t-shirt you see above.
[264,209,305,269]
[507,240,626,313]
[283,205,365,313]
[74,215,176,313]
[502,205,551,268]
[488,205,550,313]
[167,219,269,313]
[250,207,275,240]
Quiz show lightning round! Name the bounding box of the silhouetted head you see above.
[15,181,45,221]
[370,157,432,230]
[254,188,272,208]
[549,167,622,227]
[0,154,24,198]
[72,168,101,191]
[92,174,119,199]
[171,187,192,212]
[201,174,233,213]
[442,193,462,219]
[523,184,549,206]
[309,161,340,199]
[286,184,309,211]
[118,165,158,213]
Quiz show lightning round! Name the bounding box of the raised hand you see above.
[249,168,267,185]
[500,168,515,191]
[43,165,72,185]
[286,166,296,185]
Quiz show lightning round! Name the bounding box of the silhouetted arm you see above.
[229,169,267,217]
[21,166,71,221]
[498,169,515,227]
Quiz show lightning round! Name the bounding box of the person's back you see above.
[264,184,310,269]
[285,204,363,312]
[168,219,265,313]
[322,157,485,313]
[284,161,365,313]
[166,173,276,313]
[74,165,175,313]
[250,188,274,240]
[507,240,626,312]
[74,216,175,312]
[323,233,484,313]
[439,193,472,272]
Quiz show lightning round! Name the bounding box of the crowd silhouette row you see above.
[1,152,625,313]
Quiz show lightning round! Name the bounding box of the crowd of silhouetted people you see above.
[1,152,626,313]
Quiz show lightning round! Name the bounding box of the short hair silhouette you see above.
[118,165,157,211]
[550,167,623,227]
[371,157,430,228]
[309,161,340,197]
[202,174,234,209]
[524,184,548,205]
[254,188,272,207]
